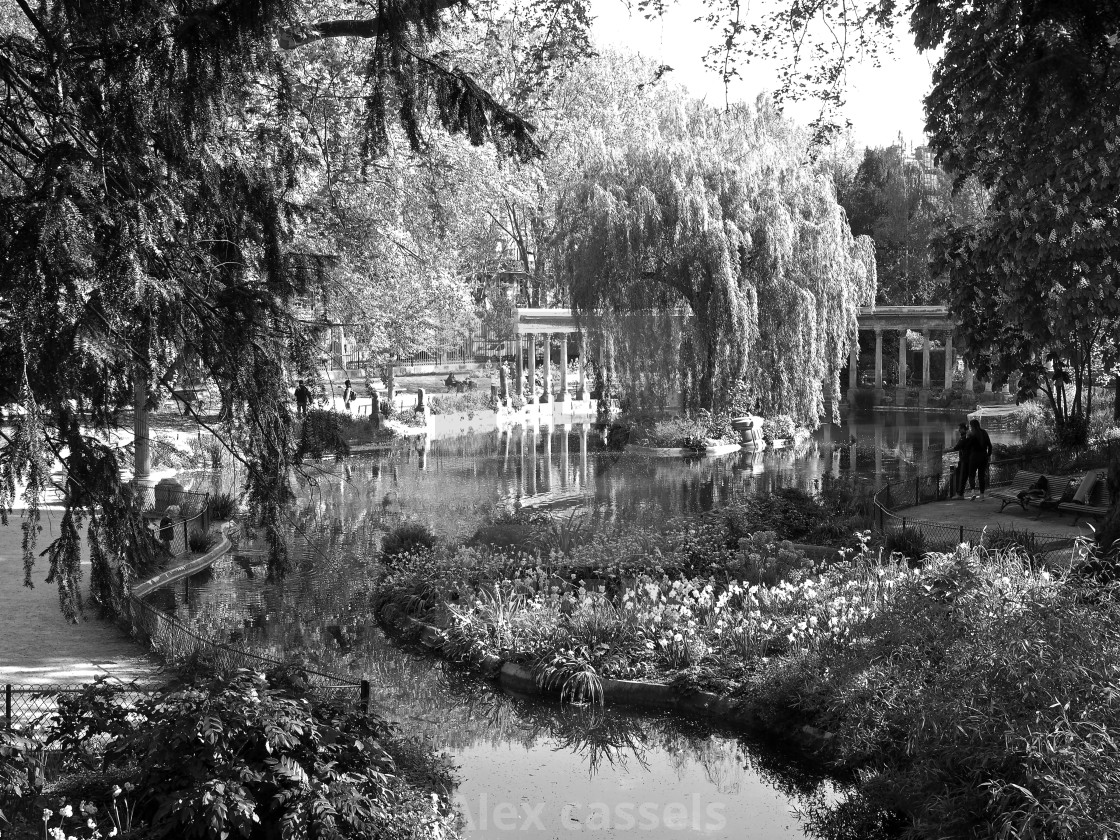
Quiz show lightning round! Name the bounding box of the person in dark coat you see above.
[294,380,311,416]
[946,422,974,498]
[967,418,994,499]
[342,379,355,412]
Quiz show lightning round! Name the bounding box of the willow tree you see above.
[0,0,540,621]
[554,95,875,424]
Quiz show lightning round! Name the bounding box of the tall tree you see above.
[555,93,876,422]
[0,0,541,619]
[920,0,1120,435]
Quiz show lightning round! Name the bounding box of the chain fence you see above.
[871,447,1115,556]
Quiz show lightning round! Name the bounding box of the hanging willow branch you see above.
[555,97,875,425]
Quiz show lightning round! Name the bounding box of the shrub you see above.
[467,509,553,553]
[725,488,826,543]
[762,414,796,439]
[729,531,813,587]
[882,525,926,564]
[508,393,525,411]
[1056,409,1091,448]
[427,391,492,415]
[1012,399,1053,445]
[982,525,1046,569]
[381,521,437,564]
[210,491,237,520]
[295,409,349,460]
[637,416,708,450]
[187,528,219,553]
[43,670,458,840]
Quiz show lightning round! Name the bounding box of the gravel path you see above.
[0,508,163,687]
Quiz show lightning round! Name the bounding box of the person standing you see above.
[967,418,993,500]
[947,422,974,499]
[342,378,355,412]
[294,380,311,416]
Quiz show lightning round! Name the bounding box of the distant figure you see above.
[445,372,459,390]
[967,418,994,500]
[294,380,312,416]
[159,504,179,553]
[946,422,974,499]
[342,378,355,412]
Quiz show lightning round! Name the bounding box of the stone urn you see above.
[730,415,764,447]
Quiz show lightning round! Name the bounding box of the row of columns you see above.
[847,327,1001,391]
[514,332,589,402]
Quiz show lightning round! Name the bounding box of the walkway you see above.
[0,508,163,686]
[898,494,1095,545]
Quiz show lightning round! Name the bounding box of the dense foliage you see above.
[8,668,459,840]
[556,96,876,422]
[0,0,541,616]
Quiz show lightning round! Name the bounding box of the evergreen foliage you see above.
[0,0,541,619]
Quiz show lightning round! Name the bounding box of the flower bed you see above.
[376,502,1120,838]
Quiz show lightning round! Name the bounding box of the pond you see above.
[166,409,1021,839]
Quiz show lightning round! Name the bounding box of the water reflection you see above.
[169,410,1020,838]
[173,545,832,839]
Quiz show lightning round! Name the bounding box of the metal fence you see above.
[122,594,365,703]
[872,457,1089,555]
[130,486,212,559]
[3,682,162,733]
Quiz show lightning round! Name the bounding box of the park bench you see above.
[1057,470,1112,524]
[990,470,1054,514]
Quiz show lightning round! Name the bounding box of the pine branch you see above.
[277,1,466,50]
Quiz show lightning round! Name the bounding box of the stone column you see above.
[898,333,908,387]
[921,331,932,389]
[944,331,954,390]
[874,329,883,390]
[526,333,536,402]
[557,333,570,402]
[540,333,552,403]
[848,336,859,390]
[515,334,524,397]
[964,366,975,391]
[543,428,553,490]
[577,335,588,399]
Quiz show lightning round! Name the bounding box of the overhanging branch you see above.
[278,0,464,50]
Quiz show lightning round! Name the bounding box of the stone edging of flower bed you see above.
[377,601,837,758]
[131,524,232,599]
[628,442,743,457]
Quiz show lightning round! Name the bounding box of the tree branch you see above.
[278,1,465,50]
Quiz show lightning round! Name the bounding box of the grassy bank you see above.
[377,504,1120,838]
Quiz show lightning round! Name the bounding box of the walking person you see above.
[294,380,311,416]
[967,418,993,500]
[946,421,974,498]
[342,378,355,413]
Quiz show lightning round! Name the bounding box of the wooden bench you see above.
[1057,470,1112,523]
[990,471,1054,513]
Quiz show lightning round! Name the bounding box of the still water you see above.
[169,410,1019,839]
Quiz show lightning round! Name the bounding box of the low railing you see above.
[872,456,1093,555]
[131,486,212,559]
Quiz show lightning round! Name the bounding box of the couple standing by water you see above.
[948,418,994,500]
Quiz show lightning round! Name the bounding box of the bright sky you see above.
[591,1,935,150]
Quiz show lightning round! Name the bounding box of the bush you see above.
[295,409,350,460]
[1056,409,1091,448]
[427,391,492,415]
[762,414,796,439]
[381,521,437,564]
[210,491,237,520]
[981,525,1046,569]
[187,528,219,553]
[725,488,826,543]
[883,525,926,564]
[637,416,708,450]
[467,509,553,553]
[42,670,458,840]
[729,531,813,587]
